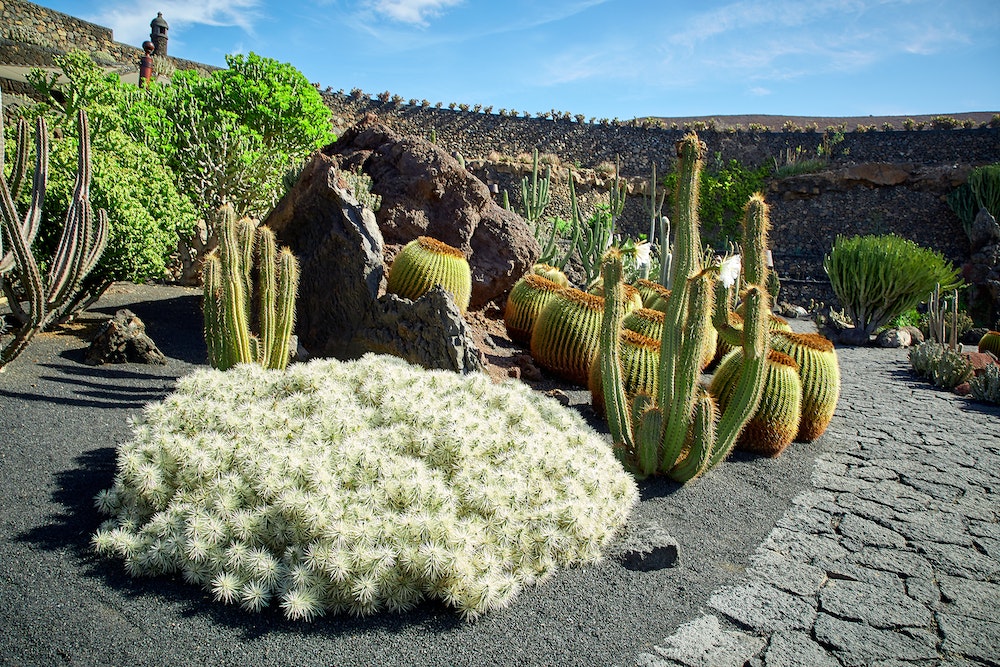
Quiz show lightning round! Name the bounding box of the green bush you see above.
[824,234,962,344]
[92,355,638,620]
[664,157,771,248]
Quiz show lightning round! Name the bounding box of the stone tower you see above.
[150,12,168,56]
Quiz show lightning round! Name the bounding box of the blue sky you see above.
[33,0,1000,120]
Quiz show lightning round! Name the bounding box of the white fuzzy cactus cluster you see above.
[92,354,638,620]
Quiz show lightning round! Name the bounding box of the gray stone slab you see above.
[938,611,1000,665]
[919,542,1000,580]
[651,615,766,667]
[890,509,971,546]
[899,473,965,501]
[813,469,876,494]
[905,577,941,607]
[762,528,849,566]
[858,480,933,510]
[837,514,908,549]
[833,492,899,523]
[708,580,817,633]
[845,547,934,580]
[813,612,939,666]
[819,578,932,628]
[936,574,1000,622]
[747,550,828,597]
[761,630,841,667]
[821,563,907,593]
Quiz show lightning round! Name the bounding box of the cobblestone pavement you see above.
[638,345,1000,667]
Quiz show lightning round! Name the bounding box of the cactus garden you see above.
[2,22,1000,667]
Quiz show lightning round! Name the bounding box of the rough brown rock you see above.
[85,309,166,365]
[324,120,540,309]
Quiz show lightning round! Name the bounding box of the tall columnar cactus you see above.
[589,329,660,418]
[770,330,840,442]
[202,204,299,371]
[387,236,472,313]
[520,148,551,224]
[711,349,803,457]
[1,93,108,370]
[599,134,772,482]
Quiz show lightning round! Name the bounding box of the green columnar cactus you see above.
[770,331,841,442]
[531,263,570,288]
[622,307,665,342]
[387,236,472,313]
[520,148,551,224]
[531,287,606,385]
[714,310,793,363]
[1,96,108,370]
[979,330,1000,357]
[588,329,660,418]
[202,204,300,371]
[599,134,772,482]
[504,273,563,344]
[711,349,802,457]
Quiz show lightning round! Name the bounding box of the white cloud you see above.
[90,0,262,46]
[366,0,464,26]
[749,86,771,96]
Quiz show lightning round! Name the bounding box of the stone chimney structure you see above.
[150,12,168,56]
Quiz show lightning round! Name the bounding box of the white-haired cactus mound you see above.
[92,355,638,620]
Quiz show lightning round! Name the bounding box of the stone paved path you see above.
[638,344,1000,667]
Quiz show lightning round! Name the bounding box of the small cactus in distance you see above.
[978,330,1000,358]
[202,204,299,371]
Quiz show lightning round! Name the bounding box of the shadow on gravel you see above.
[0,363,176,409]
[960,400,1000,416]
[16,447,475,640]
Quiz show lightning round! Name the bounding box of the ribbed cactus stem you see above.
[742,194,770,287]
[218,207,254,366]
[202,254,226,369]
[599,249,634,456]
[257,226,278,364]
[669,387,718,482]
[267,248,299,370]
[659,269,714,472]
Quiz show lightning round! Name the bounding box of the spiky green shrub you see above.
[970,364,1000,405]
[92,354,638,621]
[909,342,973,389]
[824,234,962,345]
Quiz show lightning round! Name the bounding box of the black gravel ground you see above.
[0,283,842,667]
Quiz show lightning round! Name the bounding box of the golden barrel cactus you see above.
[770,330,841,442]
[387,236,472,313]
[588,329,660,418]
[504,274,564,344]
[530,288,606,385]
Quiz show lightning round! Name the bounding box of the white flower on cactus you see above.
[719,254,741,288]
[634,241,651,269]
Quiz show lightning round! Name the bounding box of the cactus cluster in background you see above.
[970,363,1000,405]
[91,354,638,620]
[387,236,472,313]
[202,204,299,371]
[908,342,973,390]
[1,92,108,370]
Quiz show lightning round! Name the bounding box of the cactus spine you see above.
[531,287,607,385]
[599,134,772,481]
[202,204,299,371]
[1,94,108,370]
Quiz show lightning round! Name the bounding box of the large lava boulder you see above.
[326,120,540,310]
[263,152,482,374]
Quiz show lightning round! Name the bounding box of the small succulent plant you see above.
[92,354,638,620]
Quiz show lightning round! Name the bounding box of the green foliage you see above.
[664,156,770,248]
[823,235,962,344]
[21,51,198,289]
[890,307,922,329]
[91,354,638,620]
[129,53,336,222]
[947,164,1000,240]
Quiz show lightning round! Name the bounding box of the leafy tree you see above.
[127,52,336,221]
[22,51,198,307]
